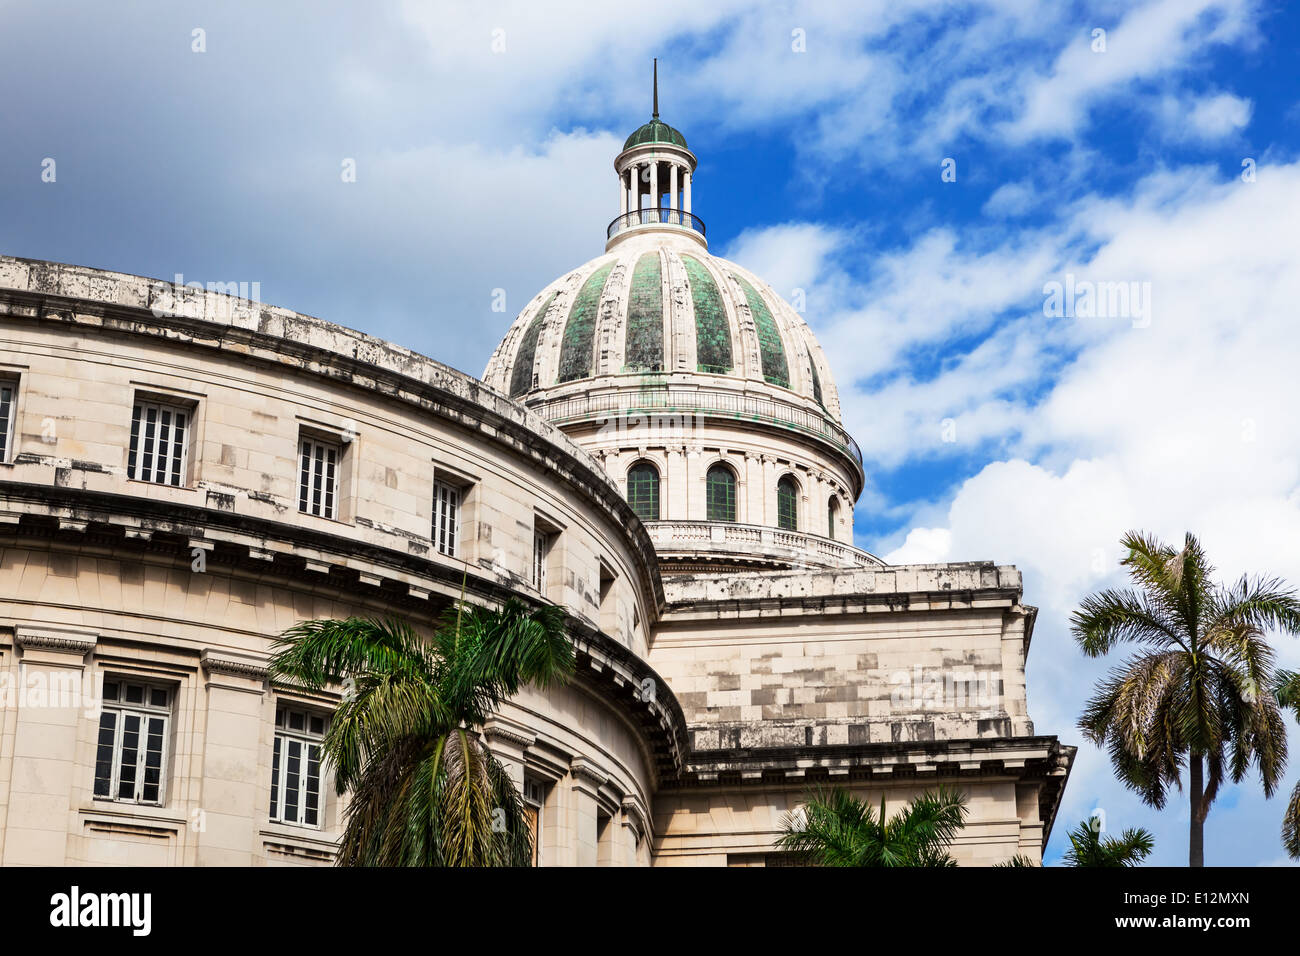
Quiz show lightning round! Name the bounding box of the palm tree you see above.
[268,597,572,866]
[1061,819,1154,867]
[776,787,968,866]
[1073,530,1300,866]
[1277,669,1300,859]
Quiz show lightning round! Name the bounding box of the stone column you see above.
[628,165,639,213]
[669,163,679,215]
[195,650,268,866]
[619,797,644,867]
[1,629,97,865]
[684,169,692,214]
[649,162,659,216]
[619,170,627,215]
[666,446,689,521]
[761,455,778,525]
[744,453,764,525]
[684,448,702,520]
[569,757,608,866]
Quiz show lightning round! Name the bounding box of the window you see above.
[298,437,340,518]
[93,679,172,805]
[626,462,660,522]
[706,464,736,522]
[127,399,189,486]
[533,529,552,591]
[432,480,460,557]
[270,706,328,828]
[827,496,840,540]
[523,777,546,866]
[777,475,799,531]
[598,559,618,637]
[0,379,14,463]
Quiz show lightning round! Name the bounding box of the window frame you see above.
[626,461,660,522]
[533,529,552,592]
[705,463,737,523]
[93,678,173,807]
[127,397,192,487]
[298,435,342,519]
[269,705,329,830]
[827,496,840,540]
[0,376,16,464]
[776,475,799,532]
[522,776,547,867]
[432,479,461,557]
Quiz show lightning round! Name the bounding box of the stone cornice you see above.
[483,718,537,749]
[16,627,98,656]
[0,484,691,783]
[200,649,269,681]
[570,756,610,788]
[672,735,1076,844]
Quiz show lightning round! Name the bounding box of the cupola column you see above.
[683,169,692,215]
[650,162,659,213]
[670,163,679,213]
[628,165,639,212]
[619,170,628,214]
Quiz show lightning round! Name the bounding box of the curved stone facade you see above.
[0,256,685,865]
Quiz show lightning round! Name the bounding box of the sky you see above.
[3,0,1300,865]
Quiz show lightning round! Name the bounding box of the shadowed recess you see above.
[731,273,789,389]
[808,352,824,407]
[558,263,614,383]
[624,253,664,372]
[509,291,558,398]
[682,255,732,375]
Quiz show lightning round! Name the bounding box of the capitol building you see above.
[0,93,1074,866]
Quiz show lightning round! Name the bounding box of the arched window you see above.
[827,496,840,540]
[706,464,737,522]
[626,462,660,522]
[776,475,799,531]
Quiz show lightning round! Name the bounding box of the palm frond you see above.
[1071,588,1186,656]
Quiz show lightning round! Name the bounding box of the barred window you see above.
[93,679,172,806]
[128,400,189,486]
[706,464,736,522]
[777,475,798,531]
[432,480,460,557]
[626,462,660,522]
[270,706,327,828]
[828,496,840,540]
[0,380,14,463]
[298,437,339,519]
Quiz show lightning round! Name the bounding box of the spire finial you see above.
[653,58,659,119]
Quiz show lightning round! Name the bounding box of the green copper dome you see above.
[624,117,688,150]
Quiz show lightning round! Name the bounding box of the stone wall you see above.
[652,564,1035,748]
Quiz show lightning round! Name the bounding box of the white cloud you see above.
[983,181,1039,218]
[1188,92,1254,139]
[1004,0,1256,143]
[884,526,952,564]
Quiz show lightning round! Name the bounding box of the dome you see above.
[483,233,842,420]
[624,117,688,150]
[483,69,867,574]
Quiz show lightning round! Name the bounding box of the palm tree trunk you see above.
[1189,752,1204,867]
